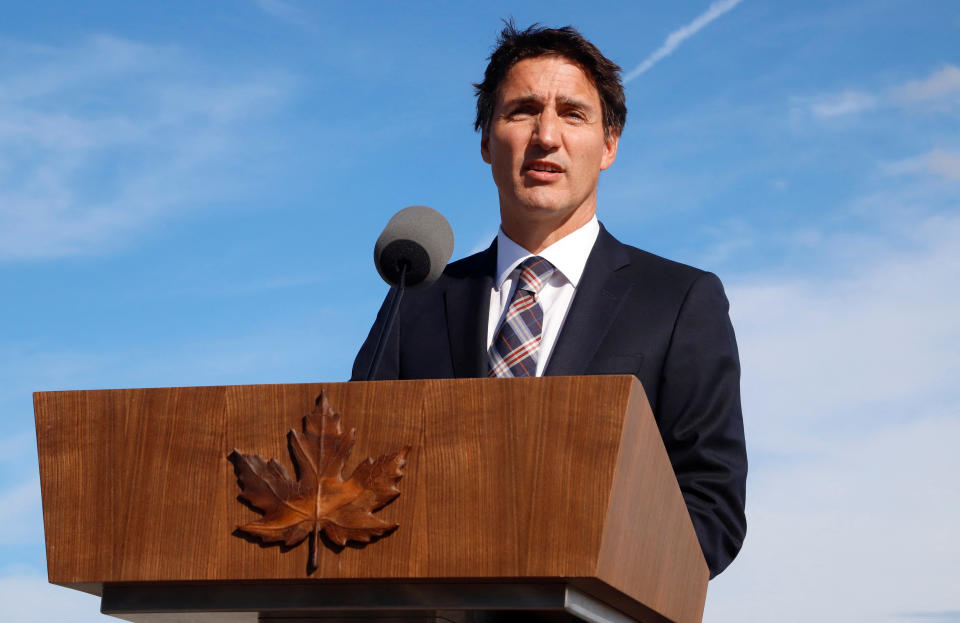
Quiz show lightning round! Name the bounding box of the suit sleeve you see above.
[658,272,747,578]
[351,289,401,381]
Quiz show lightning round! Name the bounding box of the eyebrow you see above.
[556,95,594,111]
[501,95,542,109]
[501,94,595,112]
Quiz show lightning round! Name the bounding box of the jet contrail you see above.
[624,0,743,82]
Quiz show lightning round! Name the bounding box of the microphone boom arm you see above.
[365,262,407,381]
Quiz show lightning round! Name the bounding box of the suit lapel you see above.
[444,242,496,377]
[545,225,633,376]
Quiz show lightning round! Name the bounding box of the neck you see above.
[500,208,595,254]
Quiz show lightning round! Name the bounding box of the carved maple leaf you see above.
[229,390,410,572]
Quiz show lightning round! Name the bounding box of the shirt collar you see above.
[494,216,600,289]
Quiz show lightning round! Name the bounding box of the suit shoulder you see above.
[605,231,722,294]
[626,244,706,277]
[618,243,732,323]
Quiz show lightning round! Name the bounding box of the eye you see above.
[507,104,537,118]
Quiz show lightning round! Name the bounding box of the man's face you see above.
[481,55,619,242]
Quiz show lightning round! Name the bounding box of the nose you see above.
[532,109,561,149]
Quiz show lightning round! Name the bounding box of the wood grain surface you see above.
[35,376,707,623]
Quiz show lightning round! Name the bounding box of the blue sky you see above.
[1,1,958,621]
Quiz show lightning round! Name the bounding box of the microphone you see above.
[373,205,454,290]
[366,206,454,380]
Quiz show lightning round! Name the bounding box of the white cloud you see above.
[0,572,111,622]
[0,430,35,463]
[704,206,960,621]
[624,0,743,82]
[797,64,960,121]
[893,64,960,106]
[0,36,290,261]
[254,0,319,32]
[924,150,960,181]
[886,149,960,182]
[0,478,43,546]
[730,212,960,452]
[804,89,878,118]
[707,414,960,623]
[0,35,172,104]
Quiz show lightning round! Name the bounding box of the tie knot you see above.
[517,256,555,294]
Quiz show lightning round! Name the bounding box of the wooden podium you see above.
[34,376,708,623]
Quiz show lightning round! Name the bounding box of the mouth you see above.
[523,160,564,181]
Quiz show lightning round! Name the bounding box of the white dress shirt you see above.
[486,216,600,376]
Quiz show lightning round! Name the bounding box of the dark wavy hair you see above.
[473,21,627,139]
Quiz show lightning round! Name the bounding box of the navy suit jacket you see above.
[352,224,747,577]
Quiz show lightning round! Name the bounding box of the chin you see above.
[515,191,568,213]
[517,201,569,218]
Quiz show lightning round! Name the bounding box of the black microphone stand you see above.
[364,262,407,381]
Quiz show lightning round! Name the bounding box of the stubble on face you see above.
[481,55,619,253]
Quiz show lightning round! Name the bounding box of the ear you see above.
[480,132,491,164]
[600,130,619,170]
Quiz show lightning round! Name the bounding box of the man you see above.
[353,23,746,577]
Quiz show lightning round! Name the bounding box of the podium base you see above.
[102,582,660,623]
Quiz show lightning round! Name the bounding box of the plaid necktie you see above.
[488,256,556,378]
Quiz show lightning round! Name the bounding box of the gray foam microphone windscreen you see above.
[373,205,454,289]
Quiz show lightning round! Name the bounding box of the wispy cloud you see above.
[0,431,34,463]
[796,63,960,120]
[0,479,42,546]
[802,89,878,118]
[0,35,291,262]
[708,414,960,622]
[0,572,109,622]
[885,149,960,182]
[898,613,960,622]
[624,0,743,82]
[892,64,960,106]
[731,212,960,450]
[254,0,319,33]
[704,204,960,621]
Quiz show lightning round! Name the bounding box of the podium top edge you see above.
[32,375,640,396]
